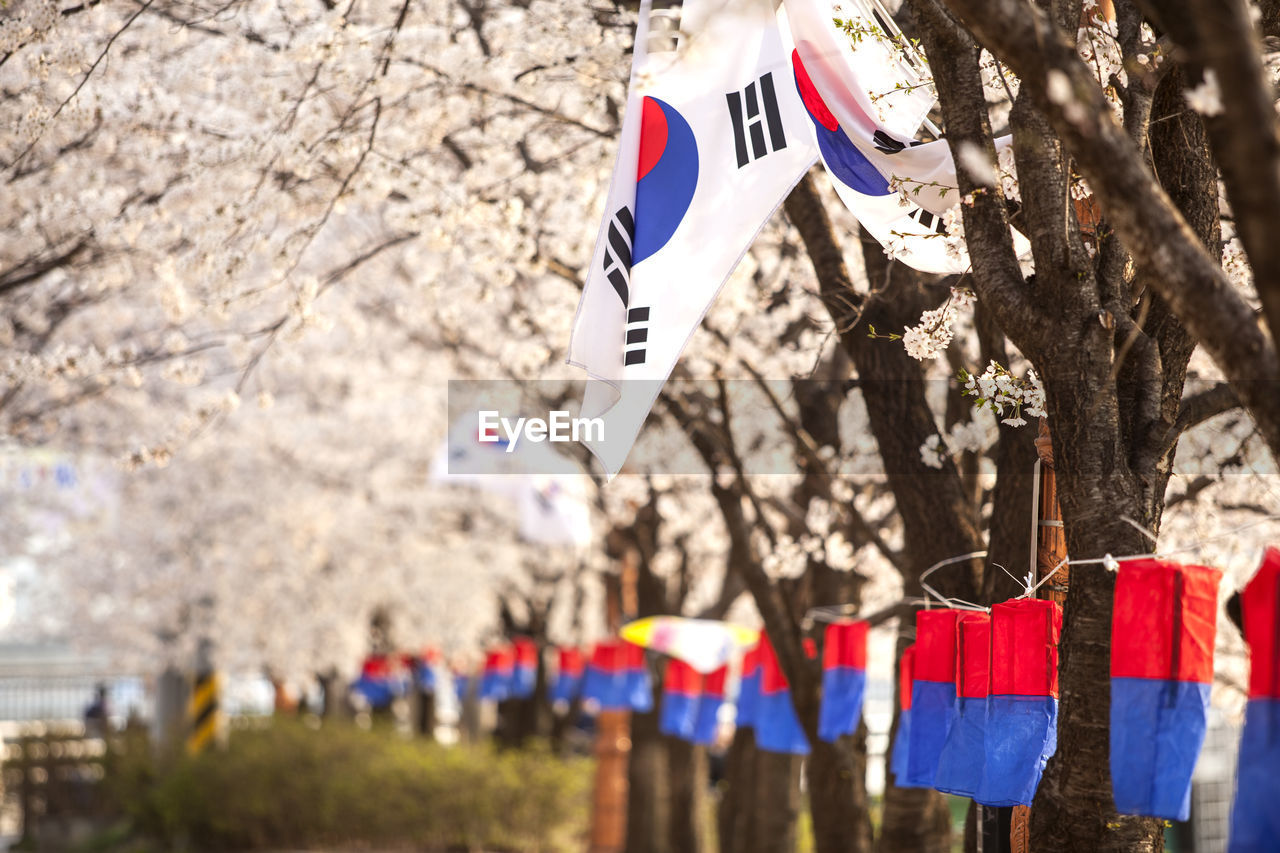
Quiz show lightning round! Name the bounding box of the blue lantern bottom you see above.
[905,681,957,787]
[1229,698,1280,852]
[756,690,810,755]
[693,696,721,745]
[1110,677,1209,821]
[934,695,987,797]
[819,667,867,742]
[890,709,921,787]
[736,673,761,730]
[976,694,1058,806]
[660,692,698,739]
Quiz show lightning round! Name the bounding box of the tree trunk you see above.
[807,724,873,853]
[667,736,708,853]
[718,728,757,853]
[625,703,672,853]
[750,749,801,853]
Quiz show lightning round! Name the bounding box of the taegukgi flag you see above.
[783,0,1029,274]
[566,0,819,477]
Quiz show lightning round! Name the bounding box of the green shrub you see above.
[103,721,592,851]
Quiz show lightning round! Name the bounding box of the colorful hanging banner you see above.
[1230,546,1280,852]
[755,632,810,755]
[976,598,1061,806]
[736,642,763,730]
[890,644,916,786]
[818,620,868,742]
[1110,559,1221,820]
[581,639,654,712]
[479,646,515,702]
[350,655,408,710]
[551,646,585,705]
[693,665,728,745]
[934,611,991,797]
[511,637,539,699]
[660,658,703,739]
[906,609,961,787]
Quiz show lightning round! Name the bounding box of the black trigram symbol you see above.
[726,72,787,168]
[873,129,923,155]
[624,306,649,366]
[603,206,635,308]
[908,206,947,235]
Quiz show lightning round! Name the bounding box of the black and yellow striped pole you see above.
[187,634,223,755]
[187,668,221,754]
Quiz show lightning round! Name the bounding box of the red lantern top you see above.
[915,609,961,684]
[822,620,869,671]
[557,647,584,677]
[991,598,1062,697]
[663,658,702,696]
[1244,547,1280,699]
[899,644,916,710]
[759,632,792,695]
[703,665,729,697]
[955,612,991,699]
[1111,559,1221,684]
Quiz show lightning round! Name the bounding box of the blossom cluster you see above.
[960,360,1047,427]
[901,288,975,361]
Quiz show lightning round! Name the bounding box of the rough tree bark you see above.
[905,1,1230,848]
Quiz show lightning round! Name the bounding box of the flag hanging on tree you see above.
[566,0,819,477]
[818,620,868,742]
[551,646,585,705]
[660,658,703,740]
[479,646,515,702]
[782,0,1031,274]
[755,632,811,755]
[693,665,728,745]
[934,611,991,797]
[1110,559,1221,820]
[890,643,916,786]
[581,639,654,712]
[1230,547,1280,852]
[736,642,763,730]
[350,655,408,711]
[510,637,539,699]
[977,598,1062,807]
[905,609,961,787]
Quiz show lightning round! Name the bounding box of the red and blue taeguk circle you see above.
[633,96,700,266]
[791,50,891,197]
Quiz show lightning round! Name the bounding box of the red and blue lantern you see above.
[660,659,702,739]
[755,632,810,755]
[890,644,916,786]
[905,610,961,787]
[479,646,515,702]
[511,637,538,700]
[581,640,654,712]
[453,664,472,704]
[818,620,868,742]
[623,641,654,712]
[351,655,408,711]
[1230,547,1280,851]
[1110,559,1220,820]
[693,666,728,745]
[735,643,762,730]
[934,612,991,797]
[551,646,584,705]
[976,598,1061,806]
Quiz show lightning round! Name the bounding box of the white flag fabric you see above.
[566,0,819,477]
[431,412,593,547]
[783,0,1028,274]
[517,477,593,547]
